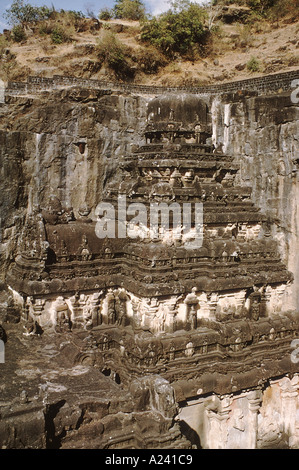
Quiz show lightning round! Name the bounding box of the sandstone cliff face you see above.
[0,89,147,284]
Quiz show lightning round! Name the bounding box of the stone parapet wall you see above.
[4,69,299,97]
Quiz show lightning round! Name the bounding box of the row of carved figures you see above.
[79,322,298,369]
[20,285,282,338]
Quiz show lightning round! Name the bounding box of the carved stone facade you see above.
[1,79,299,449]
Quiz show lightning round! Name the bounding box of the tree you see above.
[4,0,39,25]
[204,1,223,31]
[140,0,208,57]
[114,0,146,20]
[247,0,278,15]
[4,0,54,26]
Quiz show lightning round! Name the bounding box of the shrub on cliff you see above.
[50,25,75,44]
[0,36,9,56]
[99,8,114,20]
[37,9,87,43]
[212,0,298,20]
[5,1,87,36]
[134,46,168,73]
[11,25,27,42]
[96,31,135,79]
[247,55,261,72]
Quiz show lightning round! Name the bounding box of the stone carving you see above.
[116,290,128,327]
[107,291,116,325]
[77,235,92,261]
[249,291,261,321]
[2,84,299,450]
[185,288,199,330]
[77,205,92,223]
[54,296,71,332]
[185,338,195,357]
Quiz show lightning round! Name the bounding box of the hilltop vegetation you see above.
[0,0,298,85]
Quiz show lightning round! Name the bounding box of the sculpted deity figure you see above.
[78,235,92,261]
[116,290,128,327]
[145,342,156,365]
[108,300,116,325]
[185,288,198,330]
[169,341,175,361]
[153,306,166,333]
[102,335,109,350]
[55,296,71,331]
[249,291,261,321]
[190,304,197,330]
[185,338,195,357]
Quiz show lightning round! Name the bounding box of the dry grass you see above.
[1,15,298,85]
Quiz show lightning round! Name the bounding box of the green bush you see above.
[62,10,86,30]
[96,31,134,78]
[114,0,146,20]
[135,46,168,73]
[0,35,9,55]
[11,24,27,42]
[247,0,278,15]
[51,25,74,44]
[140,0,209,58]
[268,0,299,22]
[99,8,114,20]
[51,27,63,44]
[247,55,261,72]
[4,0,55,26]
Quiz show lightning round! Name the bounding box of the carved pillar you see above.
[279,375,299,444]
[205,395,232,449]
[234,290,246,318]
[70,292,83,329]
[22,296,32,322]
[247,389,262,449]
[184,288,198,330]
[208,293,218,320]
[169,308,178,333]
[263,285,272,317]
[90,292,102,327]
[32,298,45,317]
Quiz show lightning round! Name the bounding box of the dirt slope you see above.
[1,14,299,85]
